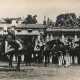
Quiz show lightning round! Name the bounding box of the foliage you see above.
[23,14,37,24]
[55,13,77,27]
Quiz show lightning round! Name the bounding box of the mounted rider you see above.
[6,30,23,71]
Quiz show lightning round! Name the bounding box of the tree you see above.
[3,18,12,24]
[55,13,77,27]
[23,14,37,24]
[77,16,80,27]
[23,15,33,24]
[32,15,37,24]
[43,16,46,25]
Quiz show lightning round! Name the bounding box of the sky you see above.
[0,0,80,23]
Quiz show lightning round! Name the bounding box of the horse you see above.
[6,38,23,71]
[45,39,65,66]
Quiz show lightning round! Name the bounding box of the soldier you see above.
[44,43,50,66]
[58,44,65,66]
[16,39,23,71]
[51,44,57,64]
[7,31,23,71]
[24,36,34,66]
[6,32,15,68]
[75,40,80,64]
[64,49,71,67]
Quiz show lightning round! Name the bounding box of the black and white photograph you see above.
[0,0,80,80]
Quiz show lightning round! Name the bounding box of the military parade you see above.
[0,13,79,72]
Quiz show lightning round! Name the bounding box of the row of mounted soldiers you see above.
[32,39,80,67]
[11,35,80,67]
[6,36,80,68]
[1,31,80,71]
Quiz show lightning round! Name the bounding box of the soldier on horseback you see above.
[6,30,23,71]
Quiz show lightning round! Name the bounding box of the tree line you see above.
[2,13,80,28]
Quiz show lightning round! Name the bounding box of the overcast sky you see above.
[0,0,80,23]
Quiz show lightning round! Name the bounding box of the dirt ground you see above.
[0,63,80,80]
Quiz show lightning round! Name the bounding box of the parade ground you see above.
[0,62,79,80]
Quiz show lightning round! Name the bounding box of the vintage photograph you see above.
[0,0,79,80]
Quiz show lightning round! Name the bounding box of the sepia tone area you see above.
[0,0,80,80]
[0,64,80,80]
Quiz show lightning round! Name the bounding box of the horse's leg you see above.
[44,51,48,67]
[9,54,13,68]
[16,55,21,71]
[24,54,27,65]
[15,55,17,62]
